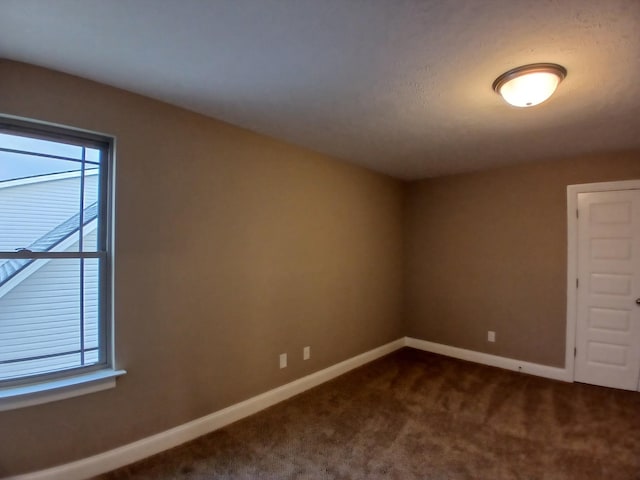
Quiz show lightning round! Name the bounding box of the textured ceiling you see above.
[1,0,639,180]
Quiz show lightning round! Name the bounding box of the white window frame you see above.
[0,115,124,411]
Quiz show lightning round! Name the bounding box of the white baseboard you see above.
[405,337,571,382]
[8,337,572,479]
[8,338,405,480]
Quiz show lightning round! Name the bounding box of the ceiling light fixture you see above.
[492,63,567,108]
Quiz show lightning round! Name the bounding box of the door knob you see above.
[637,298,640,305]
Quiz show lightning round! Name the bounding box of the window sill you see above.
[0,369,126,412]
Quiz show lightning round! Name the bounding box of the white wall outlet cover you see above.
[303,346,311,360]
[279,353,287,369]
[488,331,496,342]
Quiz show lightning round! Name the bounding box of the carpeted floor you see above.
[96,348,640,479]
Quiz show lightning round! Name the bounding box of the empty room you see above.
[1,1,640,479]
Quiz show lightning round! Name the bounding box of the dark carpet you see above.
[96,348,640,479]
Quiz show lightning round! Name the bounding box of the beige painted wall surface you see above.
[405,153,640,367]
[0,61,404,476]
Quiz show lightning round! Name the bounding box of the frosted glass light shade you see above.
[493,63,567,108]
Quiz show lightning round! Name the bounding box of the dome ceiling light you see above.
[492,63,567,108]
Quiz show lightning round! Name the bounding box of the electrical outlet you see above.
[488,331,496,342]
[303,346,311,360]
[279,353,287,369]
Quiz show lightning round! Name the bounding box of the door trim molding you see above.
[566,179,640,382]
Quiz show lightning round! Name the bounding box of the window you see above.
[0,117,121,409]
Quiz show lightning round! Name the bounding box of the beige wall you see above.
[2,59,639,477]
[0,61,404,476]
[405,153,640,367]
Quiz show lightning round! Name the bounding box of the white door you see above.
[574,189,640,390]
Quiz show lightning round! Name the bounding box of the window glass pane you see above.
[0,149,81,182]
[0,151,82,253]
[81,168,100,252]
[0,259,100,381]
[0,132,84,161]
[85,148,101,164]
[83,258,100,361]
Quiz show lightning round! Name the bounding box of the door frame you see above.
[566,179,640,383]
